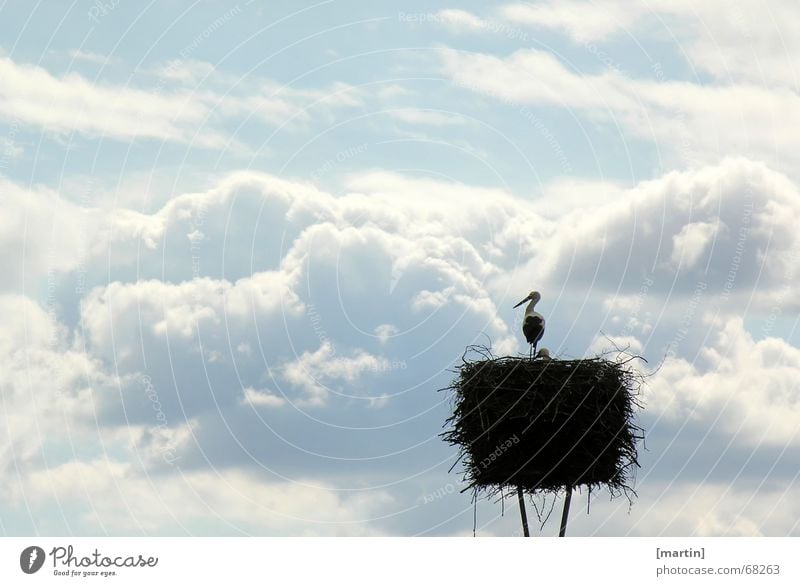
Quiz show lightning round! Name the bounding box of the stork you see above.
[514,291,545,358]
[536,348,551,360]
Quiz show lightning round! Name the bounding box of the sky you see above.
[1,0,799,536]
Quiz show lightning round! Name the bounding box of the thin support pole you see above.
[517,486,530,537]
[559,485,573,537]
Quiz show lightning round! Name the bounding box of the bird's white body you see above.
[522,304,545,346]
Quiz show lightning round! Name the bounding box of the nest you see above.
[442,346,644,499]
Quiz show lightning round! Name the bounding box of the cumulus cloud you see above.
[647,317,800,447]
[281,342,393,406]
[0,178,88,292]
[532,158,800,301]
[0,294,142,495]
[670,221,722,269]
[59,169,526,419]
[6,0,800,537]
[10,158,800,398]
[5,157,800,534]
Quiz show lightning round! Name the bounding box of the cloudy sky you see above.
[2,0,799,536]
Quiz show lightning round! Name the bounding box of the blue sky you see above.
[2,0,800,536]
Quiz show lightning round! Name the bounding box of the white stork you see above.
[536,348,551,360]
[514,291,545,358]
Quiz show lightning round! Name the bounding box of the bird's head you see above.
[514,290,541,308]
[536,348,551,359]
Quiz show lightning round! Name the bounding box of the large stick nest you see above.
[442,346,645,499]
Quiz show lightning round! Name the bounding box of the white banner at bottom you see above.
[1,537,797,584]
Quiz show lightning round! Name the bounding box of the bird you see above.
[536,348,551,360]
[514,291,545,358]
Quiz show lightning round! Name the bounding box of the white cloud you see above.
[6,159,800,533]
[388,109,468,126]
[496,1,800,86]
[51,168,527,417]
[213,79,364,127]
[578,481,796,536]
[529,159,800,298]
[374,324,398,344]
[241,387,286,408]
[59,172,510,410]
[436,9,488,33]
[411,288,453,312]
[0,294,143,490]
[603,294,653,336]
[0,178,90,291]
[16,460,392,535]
[0,136,23,160]
[531,177,623,219]
[0,56,365,149]
[443,48,635,110]
[647,317,800,447]
[6,2,800,537]
[440,47,800,173]
[66,49,114,65]
[680,1,800,86]
[282,342,393,406]
[0,56,227,147]
[588,333,643,356]
[670,220,722,269]
[154,59,218,85]
[430,9,531,41]
[50,159,800,395]
[80,272,304,367]
[499,2,644,43]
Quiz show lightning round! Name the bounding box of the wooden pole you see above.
[517,486,530,537]
[559,485,573,537]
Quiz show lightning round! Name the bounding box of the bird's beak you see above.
[513,296,529,308]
